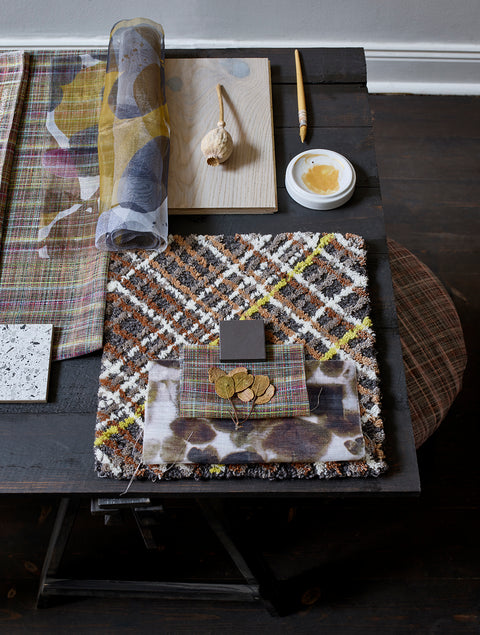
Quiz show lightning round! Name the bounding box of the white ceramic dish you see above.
[285,149,356,210]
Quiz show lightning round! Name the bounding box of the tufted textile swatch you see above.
[179,344,310,420]
[96,18,170,251]
[95,231,387,480]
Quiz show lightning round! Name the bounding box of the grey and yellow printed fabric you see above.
[95,18,170,251]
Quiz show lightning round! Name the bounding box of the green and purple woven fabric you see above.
[0,49,109,360]
[179,344,310,420]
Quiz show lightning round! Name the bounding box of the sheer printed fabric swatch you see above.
[96,18,170,251]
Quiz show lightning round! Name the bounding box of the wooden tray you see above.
[165,58,277,214]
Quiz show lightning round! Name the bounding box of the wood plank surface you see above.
[166,58,277,214]
[0,412,416,495]
[371,95,479,499]
[167,48,367,85]
[272,84,372,128]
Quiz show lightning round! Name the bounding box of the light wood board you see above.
[165,58,277,214]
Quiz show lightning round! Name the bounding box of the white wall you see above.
[1,0,479,93]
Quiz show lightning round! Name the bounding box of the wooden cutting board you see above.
[165,58,277,214]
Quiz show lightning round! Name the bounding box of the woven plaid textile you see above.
[388,239,467,448]
[0,49,110,360]
[0,51,29,237]
[95,232,387,480]
[179,344,310,419]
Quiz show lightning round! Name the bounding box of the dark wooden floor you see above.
[1,95,478,633]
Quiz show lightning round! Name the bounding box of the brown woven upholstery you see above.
[388,239,467,448]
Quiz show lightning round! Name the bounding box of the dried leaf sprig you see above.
[209,366,275,429]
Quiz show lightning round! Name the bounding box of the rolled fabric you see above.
[96,18,170,251]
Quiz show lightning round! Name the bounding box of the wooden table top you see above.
[0,48,420,496]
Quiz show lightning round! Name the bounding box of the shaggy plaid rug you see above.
[95,231,387,480]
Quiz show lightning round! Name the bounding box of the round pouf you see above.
[388,239,467,448]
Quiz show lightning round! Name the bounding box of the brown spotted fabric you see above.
[142,359,364,465]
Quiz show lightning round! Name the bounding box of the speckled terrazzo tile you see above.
[0,324,53,402]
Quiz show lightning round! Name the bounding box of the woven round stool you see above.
[387,239,467,448]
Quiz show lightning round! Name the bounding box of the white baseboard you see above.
[1,37,479,95]
[365,46,480,95]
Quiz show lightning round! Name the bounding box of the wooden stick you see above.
[216,84,224,125]
[295,49,307,143]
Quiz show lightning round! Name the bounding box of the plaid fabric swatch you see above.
[179,344,310,419]
[0,49,110,360]
[143,359,364,465]
[0,51,29,238]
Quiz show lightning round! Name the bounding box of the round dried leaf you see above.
[215,375,235,399]
[227,366,248,377]
[209,367,226,383]
[255,383,275,404]
[234,372,254,392]
[237,388,255,402]
[252,374,270,397]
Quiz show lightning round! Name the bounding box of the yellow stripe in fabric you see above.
[94,403,145,447]
[242,233,335,318]
[320,316,373,361]
[209,233,335,346]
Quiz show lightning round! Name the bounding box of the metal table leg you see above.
[36,497,264,607]
[36,497,79,608]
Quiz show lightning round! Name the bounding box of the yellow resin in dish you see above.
[285,149,356,210]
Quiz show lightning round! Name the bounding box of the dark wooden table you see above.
[0,47,420,609]
[0,47,419,497]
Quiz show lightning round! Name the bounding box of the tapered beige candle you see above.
[295,49,307,143]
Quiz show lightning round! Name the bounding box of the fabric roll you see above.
[96,18,170,251]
